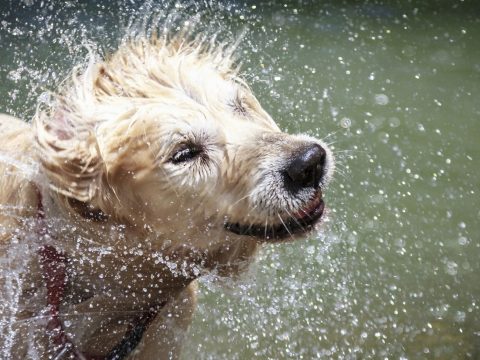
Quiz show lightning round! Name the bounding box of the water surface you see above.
[0,1,479,359]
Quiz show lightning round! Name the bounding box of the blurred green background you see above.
[1,1,479,358]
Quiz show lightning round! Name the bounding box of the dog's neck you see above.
[38,187,258,306]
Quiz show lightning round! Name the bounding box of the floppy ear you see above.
[94,111,160,182]
[34,106,104,203]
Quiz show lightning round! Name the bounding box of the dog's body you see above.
[0,35,333,359]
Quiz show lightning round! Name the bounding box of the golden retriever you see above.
[0,34,334,359]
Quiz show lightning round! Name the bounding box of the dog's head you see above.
[35,37,334,252]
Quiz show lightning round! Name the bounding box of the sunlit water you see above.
[0,1,479,359]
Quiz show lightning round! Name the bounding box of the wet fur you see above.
[0,35,333,359]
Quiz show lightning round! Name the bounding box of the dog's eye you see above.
[171,144,203,164]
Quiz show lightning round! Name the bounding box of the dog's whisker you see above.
[333,148,361,154]
[276,213,294,239]
[323,139,338,147]
[229,191,256,208]
[331,166,347,177]
[264,218,269,239]
[320,129,342,142]
[284,208,304,230]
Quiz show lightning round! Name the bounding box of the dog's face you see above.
[36,38,334,252]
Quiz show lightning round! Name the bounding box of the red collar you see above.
[36,187,161,359]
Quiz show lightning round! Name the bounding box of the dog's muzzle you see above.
[225,189,325,240]
[225,143,328,240]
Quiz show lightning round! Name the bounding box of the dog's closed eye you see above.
[170,143,204,164]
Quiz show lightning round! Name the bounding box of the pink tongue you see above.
[294,196,320,219]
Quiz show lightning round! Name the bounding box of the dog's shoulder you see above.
[0,114,38,242]
[0,113,34,154]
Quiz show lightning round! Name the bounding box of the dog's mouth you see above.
[224,190,325,240]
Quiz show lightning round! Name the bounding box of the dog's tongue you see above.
[293,191,322,220]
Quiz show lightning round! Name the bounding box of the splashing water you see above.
[1,1,480,359]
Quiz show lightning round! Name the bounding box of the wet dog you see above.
[0,34,334,359]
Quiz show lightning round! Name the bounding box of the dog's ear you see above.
[34,106,104,203]
[94,112,159,181]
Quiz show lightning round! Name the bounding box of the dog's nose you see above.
[285,144,326,189]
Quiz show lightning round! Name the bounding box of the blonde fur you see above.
[0,34,333,359]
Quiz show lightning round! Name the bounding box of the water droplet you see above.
[389,117,400,127]
[374,94,389,105]
[445,261,458,276]
[458,236,469,246]
[340,117,351,128]
[453,311,466,323]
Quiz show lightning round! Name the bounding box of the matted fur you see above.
[0,32,334,359]
[35,36,240,203]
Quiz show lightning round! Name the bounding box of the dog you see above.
[0,34,334,359]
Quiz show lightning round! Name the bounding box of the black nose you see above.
[285,144,326,190]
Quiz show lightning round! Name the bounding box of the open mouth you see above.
[224,190,325,240]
